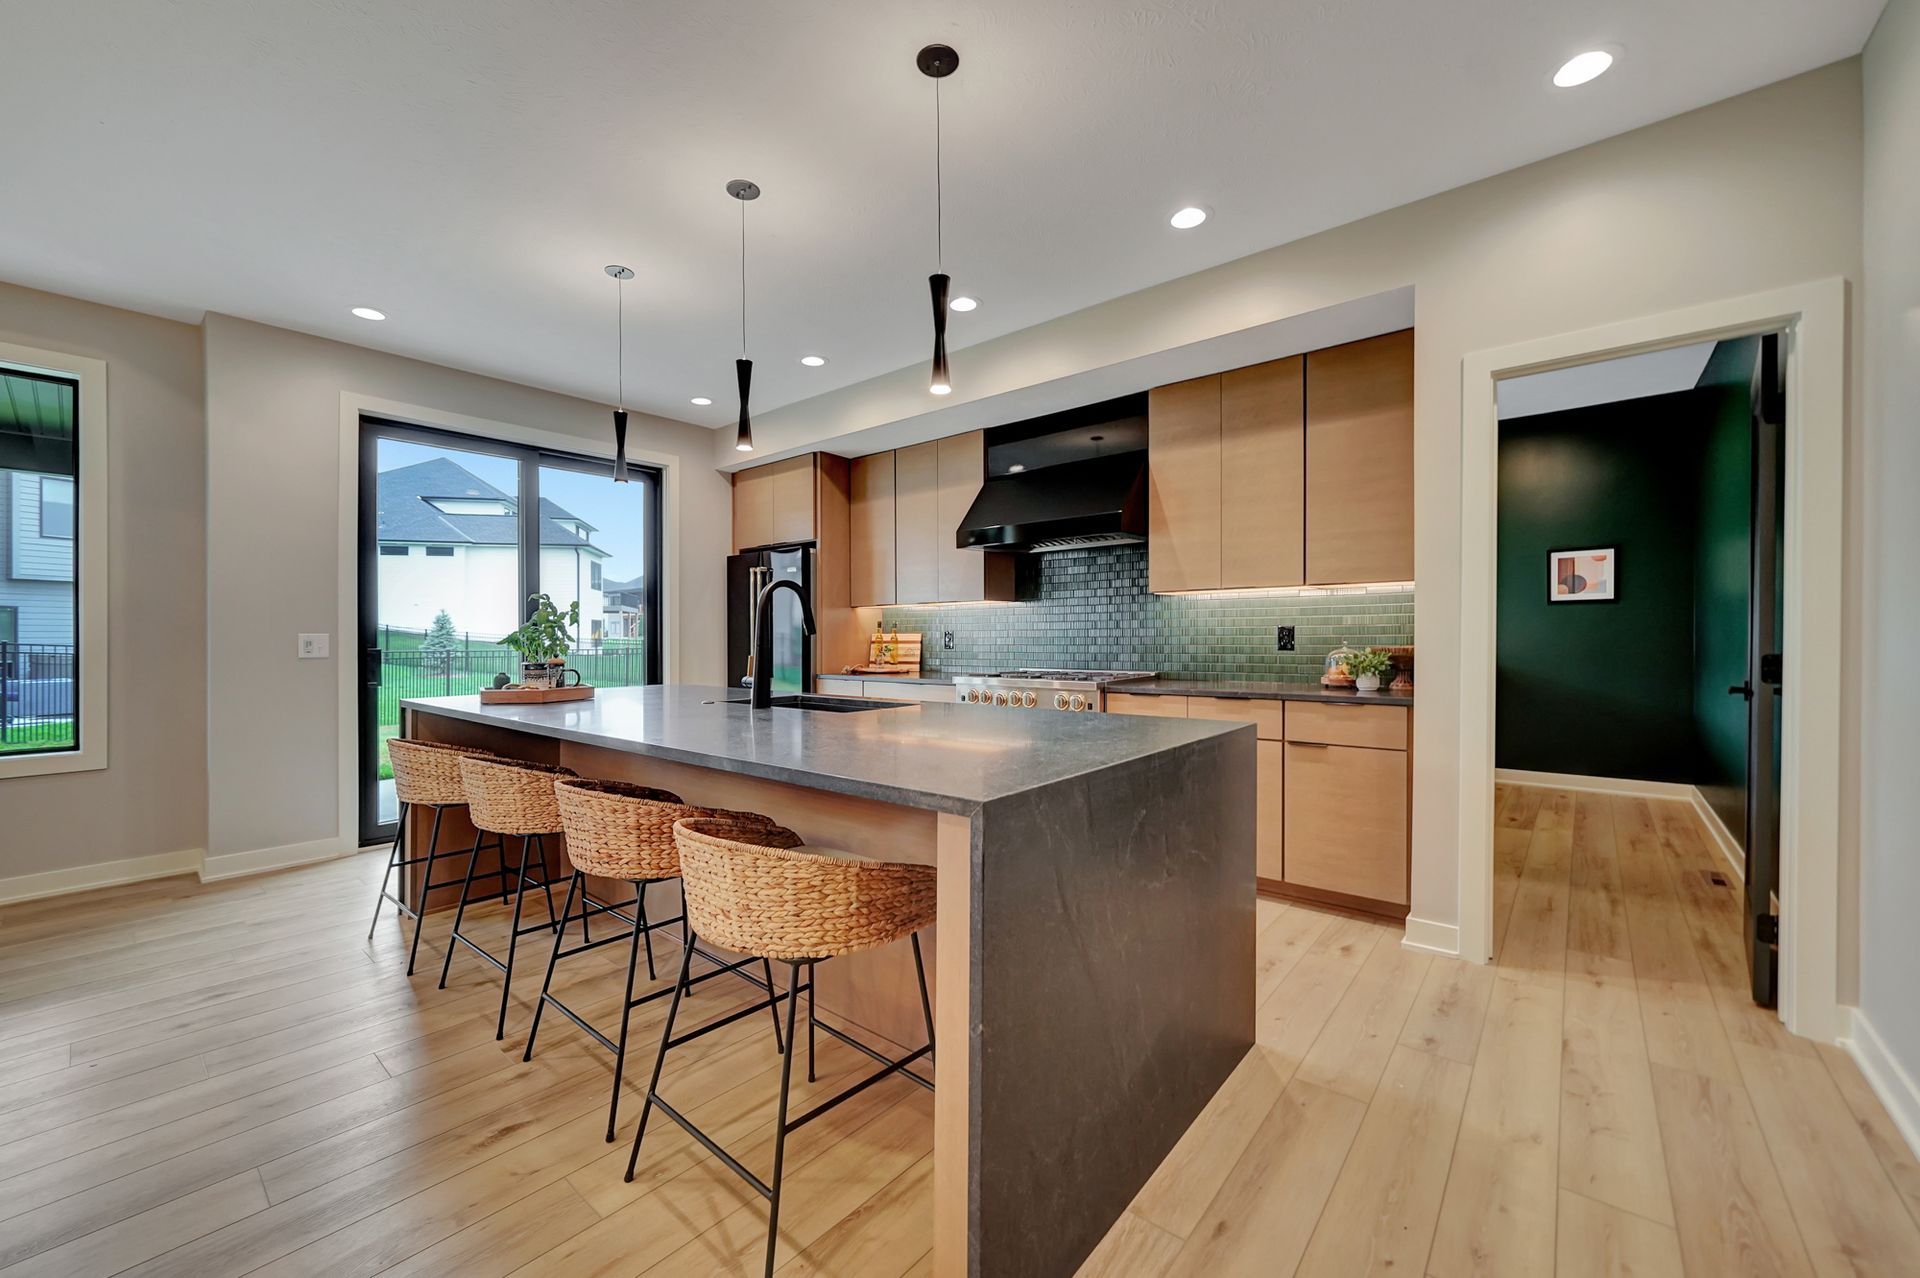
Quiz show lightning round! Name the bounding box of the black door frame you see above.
[356,417,663,845]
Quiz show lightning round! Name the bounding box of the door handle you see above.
[1729,682,1754,700]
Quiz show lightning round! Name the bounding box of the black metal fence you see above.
[0,642,77,752]
[376,640,650,716]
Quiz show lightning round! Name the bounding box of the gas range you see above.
[951,669,1156,713]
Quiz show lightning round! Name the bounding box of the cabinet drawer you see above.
[1285,701,1408,750]
[1186,695,1285,741]
[863,680,954,703]
[1283,741,1408,904]
[1104,692,1188,718]
[816,677,865,698]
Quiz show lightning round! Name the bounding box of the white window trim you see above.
[0,339,108,780]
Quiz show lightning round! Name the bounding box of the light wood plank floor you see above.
[1083,786,1920,1278]
[3,789,1916,1276]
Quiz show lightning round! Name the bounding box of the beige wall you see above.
[727,62,1868,944]
[0,282,208,878]
[202,315,732,861]
[1859,0,1920,1090]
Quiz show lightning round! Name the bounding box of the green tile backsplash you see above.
[878,545,1414,680]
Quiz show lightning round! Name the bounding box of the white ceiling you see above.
[1498,341,1717,419]
[0,2,1881,427]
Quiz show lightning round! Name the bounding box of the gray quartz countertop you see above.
[1111,677,1415,706]
[400,683,1243,815]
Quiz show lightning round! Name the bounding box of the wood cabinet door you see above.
[1283,741,1409,904]
[934,431,1014,602]
[732,465,774,551]
[1256,739,1285,881]
[769,455,817,545]
[1103,692,1189,718]
[1148,375,1222,592]
[1186,694,1286,741]
[1284,701,1409,750]
[893,441,941,604]
[1305,329,1414,584]
[849,452,897,607]
[1221,357,1305,588]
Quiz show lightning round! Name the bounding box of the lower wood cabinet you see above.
[1255,739,1285,881]
[1282,740,1409,905]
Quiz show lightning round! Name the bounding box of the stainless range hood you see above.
[955,394,1148,553]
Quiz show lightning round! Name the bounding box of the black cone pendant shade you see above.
[928,272,951,395]
[919,44,959,397]
[734,357,754,452]
[728,179,760,453]
[605,264,634,483]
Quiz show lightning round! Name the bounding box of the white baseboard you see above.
[199,836,356,883]
[1494,768,1694,799]
[1401,915,1460,957]
[1687,788,1746,884]
[0,848,203,906]
[1844,1007,1920,1163]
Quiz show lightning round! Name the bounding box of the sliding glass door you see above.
[357,419,662,844]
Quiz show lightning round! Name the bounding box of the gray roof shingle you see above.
[376,457,607,553]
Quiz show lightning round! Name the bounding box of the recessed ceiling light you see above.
[690,396,713,406]
[1008,463,1025,473]
[800,355,828,367]
[351,306,386,321]
[1553,50,1614,88]
[950,296,978,312]
[1169,206,1209,230]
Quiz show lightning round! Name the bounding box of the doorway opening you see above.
[1492,334,1785,1007]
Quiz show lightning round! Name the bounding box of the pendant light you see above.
[604,264,634,482]
[918,43,958,396]
[728,178,760,452]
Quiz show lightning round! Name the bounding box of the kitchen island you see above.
[399,684,1254,1278]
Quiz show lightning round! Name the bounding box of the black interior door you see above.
[1744,333,1786,1007]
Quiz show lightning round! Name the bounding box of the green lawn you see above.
[0,725,76,755]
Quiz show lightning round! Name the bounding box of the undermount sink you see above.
[726,694,909,713]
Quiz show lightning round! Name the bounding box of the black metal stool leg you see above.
[438,831,486,989]
[625,930,698,1183]
[762,958,785,1055]
[605,897,647,1141]
[367,801,410,940]
[496,835,537,1040]
[763,961,805,1278]
[402,805,445,976]
[637,882,656,981]
[807,960,817,1083]
[522,870,582,1063]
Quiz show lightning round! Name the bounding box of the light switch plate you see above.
[298,633,330,659]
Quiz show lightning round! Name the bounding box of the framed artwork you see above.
[1549,547,1615,602]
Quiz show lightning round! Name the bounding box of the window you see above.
[424,545,455,558]
[0,345,102,779]
[379,544,410,557]
[590,561,603,589]
[39,477,74,539]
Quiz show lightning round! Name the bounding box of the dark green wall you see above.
[1497,393,1708,780]
[1692,337,1759,845]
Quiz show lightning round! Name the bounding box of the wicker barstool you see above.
[438,755,572,1039]
[370,740,504,976]
[523,778,790,1141]
[625,815,937,1278]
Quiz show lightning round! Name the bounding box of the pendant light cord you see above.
[740,197,748,356]
[934,76,944,267]
[614,275,624,408]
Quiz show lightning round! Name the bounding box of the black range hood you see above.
[957,395,1149,553]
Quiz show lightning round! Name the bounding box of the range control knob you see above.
[964,689,979,703]
[992,691,1007,707]
[1022,691,1037,707]
[1068,693,1088,712]
[1054,693,1070,710]
[1005,695,1021,710]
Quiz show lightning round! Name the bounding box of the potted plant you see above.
[501,594,579,689]
[1344,647,1394,693]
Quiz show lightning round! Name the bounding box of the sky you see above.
[377,437,651,584]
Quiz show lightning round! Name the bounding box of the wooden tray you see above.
[479,684,595,705]
[863,632,921,677]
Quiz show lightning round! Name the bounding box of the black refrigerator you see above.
[726,544,814,695]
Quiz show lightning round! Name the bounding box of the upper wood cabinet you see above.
[1147,332,1410,591]
[935,432,1014,604]
[1305,329,1414,584]
[732,453,818,551]
[893,440,941,604]
[1222,357,1305,588]
[1147,375,1223,593]
[849,452,897,607]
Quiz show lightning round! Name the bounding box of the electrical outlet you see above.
[1276,625,1295,652]
[298,633,330,659]
[943,631,955,650]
